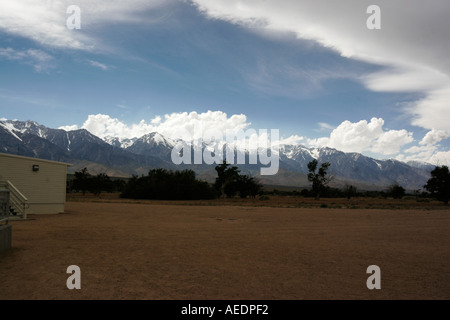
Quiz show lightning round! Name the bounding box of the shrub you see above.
[120,169,216,200]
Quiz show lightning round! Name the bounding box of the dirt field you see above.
[1,199,449,300]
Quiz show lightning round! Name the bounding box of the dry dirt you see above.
[1,199,449,300]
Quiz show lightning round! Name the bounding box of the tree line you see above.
[301,159,450,203]
[120,168,217,200]
[67,168,125,195]
[69,162,263,200]
[69,161,450,204]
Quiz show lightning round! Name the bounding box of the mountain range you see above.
[0,119,434,191]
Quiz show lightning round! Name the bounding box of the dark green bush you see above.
[120,169,217,200]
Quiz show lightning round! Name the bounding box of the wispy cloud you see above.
[316,122,334,132]
[0,0,173,53]
[88,60,114,71]
[0,47,55,72]
[0,1,92,51]
[190,0,450,132]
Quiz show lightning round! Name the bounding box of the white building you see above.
[0,153,71,217]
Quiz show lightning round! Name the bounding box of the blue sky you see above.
[1,0,450,165]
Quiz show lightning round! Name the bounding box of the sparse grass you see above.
[66,192,450,210]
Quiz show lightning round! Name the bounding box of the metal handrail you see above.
[6,180,28,201]
[0,181,28,219]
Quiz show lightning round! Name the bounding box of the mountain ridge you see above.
[0,119,434,190]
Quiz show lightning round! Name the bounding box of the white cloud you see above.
[307,119,450,165]
[73,111,251,141]
[190,0,450,131]
[278,135,304,146]
[0,47,54,72]
[60,112,450,165]
[61,111,302,155]
[410,89,450,131]
[0,0,171,52]
[80,114,140,138]
[428,151,450,167]
[419,129,449,146]
[372,129,414,155]
[88,60,114,71]
[153,111,251,141]
[0,1,91,51]
[396,144,449,166]
[58,124,79,131]
[317,122,334,132]
[396,129,450,165]
[307,118,413,155]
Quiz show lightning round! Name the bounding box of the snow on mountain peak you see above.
[103,132,176,149]
[103,136,137,149]
[146,132,175,147]
[0,120,23,141]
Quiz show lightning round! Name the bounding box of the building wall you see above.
[0,153,70,214]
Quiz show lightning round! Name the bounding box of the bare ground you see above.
[1,200,449,300]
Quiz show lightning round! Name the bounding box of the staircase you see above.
[0,181,28,220]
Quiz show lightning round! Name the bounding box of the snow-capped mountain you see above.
[0,119,433,189]
[125,132,175,156]
[103,136,137,149]
[406,160,435,171]
[0,119,175,176]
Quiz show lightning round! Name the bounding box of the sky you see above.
[1,0,450,165]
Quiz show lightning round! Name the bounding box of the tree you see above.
[424,165,450,204]
[214,161,263,198]
[387,182,405,199]
[234,174,263,198]
[89,173,114,196]
[120,169,216,200]
[72,167,91,195]
[214,161,240,198]
[307,159,331,200]
[344,184,357,200]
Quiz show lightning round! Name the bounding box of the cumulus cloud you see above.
[190,0,450,131]
[396,128,450,165]
[307,119,449,165]
[397,144,450,166]
[428,151,450,166]
[278,135,305,146]
[60,112,449,165]
[60,111,302,154]
[66,111,251,141]
[307,118,413,155]
[419,129,449,146]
